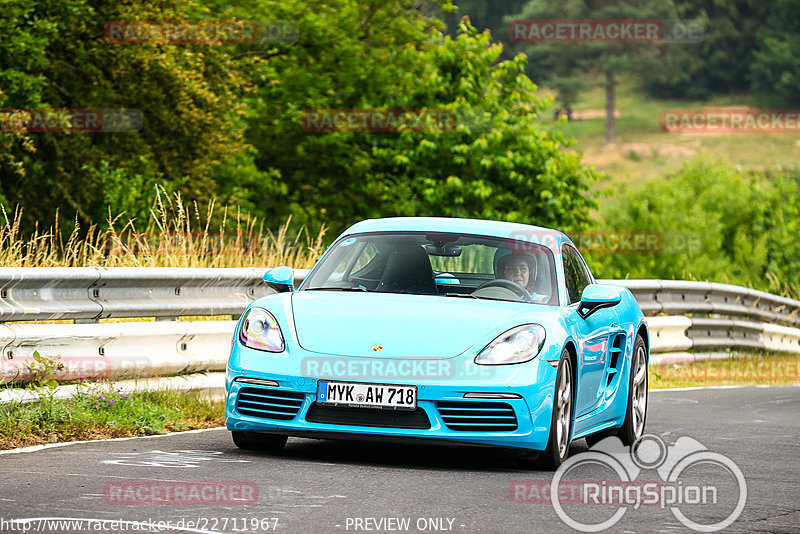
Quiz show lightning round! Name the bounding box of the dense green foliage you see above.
[641,0,763,99]
[592,160,800,295]
[643,0,800,103]
[246,16,598,232]
[451,0,800,105]
[0,0,251,230]
[749,0,800,106]
[505,0,678,142]
[1,0,599,237]
[1,0,798,294]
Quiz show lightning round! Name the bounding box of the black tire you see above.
[584,430,613,449]
[537,349,574,470]
[231,431,288,452]
[617,335,648,446]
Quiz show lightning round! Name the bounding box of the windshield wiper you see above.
[306,286,368,292]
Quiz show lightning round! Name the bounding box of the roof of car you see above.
[340,217,572,252]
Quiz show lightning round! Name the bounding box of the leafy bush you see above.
[591,159,800,297]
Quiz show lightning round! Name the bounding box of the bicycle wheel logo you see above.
[551,434,747,532]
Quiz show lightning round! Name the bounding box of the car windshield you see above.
[303,231,558,305]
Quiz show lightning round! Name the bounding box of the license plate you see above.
[317,381,417,410]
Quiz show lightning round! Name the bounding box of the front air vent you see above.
[235,387,305,421]
[437,401,518,432]
[607,334,626,388]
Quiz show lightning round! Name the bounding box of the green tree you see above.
[750,0,800,106]
[0,0,252,231]
[235,3,599,235]
[507,0,680,143]
[2,0,600,240]
[642,0,763,100]
[441,0,527,53]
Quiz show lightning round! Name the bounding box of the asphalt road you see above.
[1,386,798,534]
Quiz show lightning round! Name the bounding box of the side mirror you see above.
[264,266,295,293]
[578,284,622,319]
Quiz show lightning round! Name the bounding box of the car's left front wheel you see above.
[538,348,574,470]
[231,431,288,452]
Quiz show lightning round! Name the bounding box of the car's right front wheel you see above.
[618,335,648,445]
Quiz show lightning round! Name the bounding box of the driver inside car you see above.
[496,251,548,303]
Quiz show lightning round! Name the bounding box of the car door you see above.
[562,244,621,418]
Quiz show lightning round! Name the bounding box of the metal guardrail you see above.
[0,270,798,387]
[0,320,233,384]
[603,279,800,327]
[0,268,311,386]
[647,315,800,362]
[2,269,797,325]
[0,267,308,322]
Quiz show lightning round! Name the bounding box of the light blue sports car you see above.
[225,217,649,468]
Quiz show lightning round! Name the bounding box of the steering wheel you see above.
[474,279,533,303]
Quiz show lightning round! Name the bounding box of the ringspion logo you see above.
[522,435,748,532]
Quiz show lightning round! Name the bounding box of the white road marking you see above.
[102,449,249,468]
[0,427,226,455]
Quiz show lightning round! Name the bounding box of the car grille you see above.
[235,386,305,421]
[305,403,431,429]
[437,401,518,432]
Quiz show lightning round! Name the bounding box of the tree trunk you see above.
[605,70,616,144]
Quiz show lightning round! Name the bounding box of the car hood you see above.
[290,291,540,359]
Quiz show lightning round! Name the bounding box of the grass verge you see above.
[0,384,224,450]
[650,352,800,389]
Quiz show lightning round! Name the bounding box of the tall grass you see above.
[0,188,325,268]
[0,385,224,449]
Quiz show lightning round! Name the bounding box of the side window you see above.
[562,245,592,304]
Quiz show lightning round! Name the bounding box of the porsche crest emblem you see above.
[372,345,384,352]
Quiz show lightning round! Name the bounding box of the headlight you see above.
[239,307,285,352]
[474,324,546,365]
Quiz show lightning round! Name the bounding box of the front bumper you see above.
[225,344,559,451]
